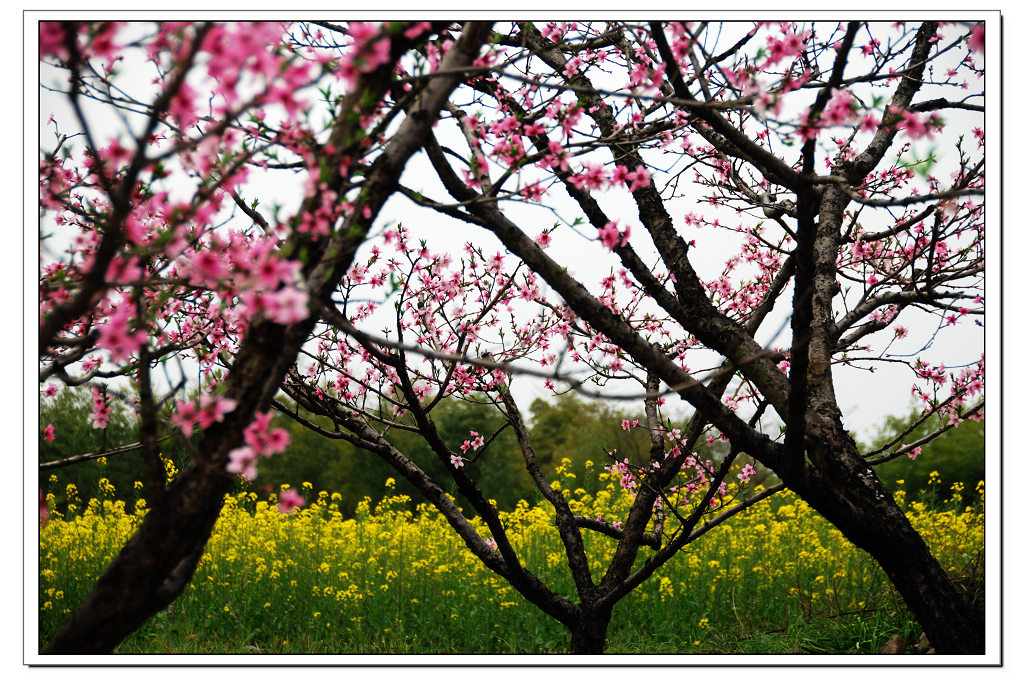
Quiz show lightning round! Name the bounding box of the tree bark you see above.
[43,460,231,653]
[569,607,613,655]
[45,317,310,654]
[784,427,985,654]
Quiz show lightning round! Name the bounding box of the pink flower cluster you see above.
[460,430,485,453]
[40,21,122,64]
[598,221,632,250]
[89,387,110,429]
[96,306,149,364]
[262,286,310,326]
[338,23,392,87]
[170,395,239,438]
[226,411,291,481]
[967,24,984,55]
[737,463,757,483]
[277,488,306,514]
[900,444,923,460]
[607,457,637,493]
[569,163,651,194]
[894,109,942,140]
[763,28,809,68]
[819,89,858,127]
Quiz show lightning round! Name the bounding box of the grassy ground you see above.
[38,466,984,655]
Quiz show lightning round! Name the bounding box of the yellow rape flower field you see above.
[39,468,984,655]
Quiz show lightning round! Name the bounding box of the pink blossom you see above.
[243,411,290,457]
[265,286,309,325]
[563,55,583,77]
[765,29,807,67]
[967,24,984,55]
[569,161,608,190]
[89,387,110,429]
[820,89,858,127]
[900,444,923,460]
[167,80,200,131]
[628,168,651,192]
[199,396,238,427]
[450,454,465,468]
[598,221,631,250]
[403,22,432,40]
[174,395,238,437]
[469,431,484,450]
[252,257,296,290]
[277,488,306,514]
[226,445,258,480]
[896,110,929,139]
[264,428,291,454]
[737,463,756,483]
[243,411,273,445]
[43,424,56,442]
[795,116,818,143]
[171,399,202,437]
[611,165,631,187]
[189,249,229,283]
[520,183,545,201]
[96,309,148,364]
[83,22,123,62]
[486,252,505,273]
[39,22,67,61]
[754,90,783,118]
[339,23,392,86]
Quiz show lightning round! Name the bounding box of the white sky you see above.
[31,16,994,445]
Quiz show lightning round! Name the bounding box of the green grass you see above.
[39,475,984,655]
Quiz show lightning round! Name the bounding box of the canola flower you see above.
[39,465,984,654]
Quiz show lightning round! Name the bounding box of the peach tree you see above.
[38,20,986,654]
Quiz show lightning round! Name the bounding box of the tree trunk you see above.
[870,534,984,654]
[569,607,613,654]
[45,317,306,654]
[44,462,230,653]
[789,430,985,654]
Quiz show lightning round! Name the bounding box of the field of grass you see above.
[38,464,984,655]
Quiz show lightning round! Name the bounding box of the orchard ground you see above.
[39,464,983,655]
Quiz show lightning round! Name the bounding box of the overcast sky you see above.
[33,16,997,445]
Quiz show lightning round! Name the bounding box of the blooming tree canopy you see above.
[38,19,987,655]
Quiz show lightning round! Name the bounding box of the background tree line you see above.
[40,385,983,517]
